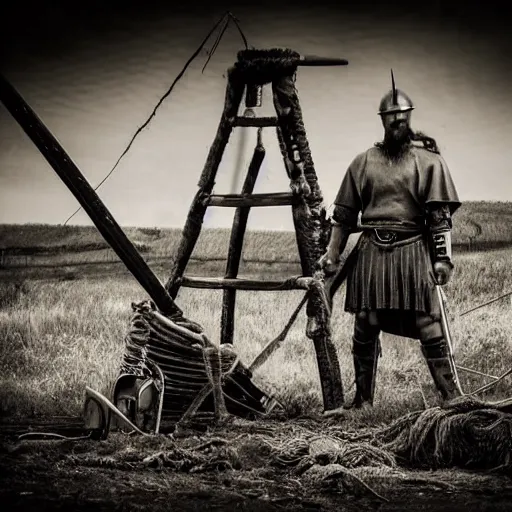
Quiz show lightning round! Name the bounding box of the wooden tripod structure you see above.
[0,48,348,412]
[165,48,348,411]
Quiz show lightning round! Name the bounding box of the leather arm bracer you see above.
[431,230,453,267]
[427,204,454,267]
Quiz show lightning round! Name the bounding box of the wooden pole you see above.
[272,75,330,275]
[221,131,266,344]
[165,67,245,299]
[272,71,345,411]
[0,72,182,318]
[248,293,309,371]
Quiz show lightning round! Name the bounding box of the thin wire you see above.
[18,432,92,441]
[201,17,230,73]
[62,11,232,226]
[227,11,249,49]
[459,290,512,317]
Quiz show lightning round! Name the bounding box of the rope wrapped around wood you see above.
[305,270,333,339]
[235,48,301,85]
[119,300,275,432]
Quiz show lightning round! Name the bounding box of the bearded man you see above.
[319,72,462,409]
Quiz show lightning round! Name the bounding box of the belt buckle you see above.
[374,229,396,243]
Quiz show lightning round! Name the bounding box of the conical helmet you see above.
[378,70,414,116]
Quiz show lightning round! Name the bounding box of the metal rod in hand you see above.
[435,285,465,396]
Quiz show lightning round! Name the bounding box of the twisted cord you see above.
[63,11,249,225]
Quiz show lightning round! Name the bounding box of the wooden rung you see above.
[205,192,296,208]
[179,276,313,291]
[233,116,278,127]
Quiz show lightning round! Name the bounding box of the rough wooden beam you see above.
[272,69,345,411]
[165,67,245,299]
[206,192,296,208]
[180,276,313,291]
[0,72,182,318]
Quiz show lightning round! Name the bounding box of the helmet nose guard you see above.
[378,69,415,116]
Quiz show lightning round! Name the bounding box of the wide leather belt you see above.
[372,229,422,244]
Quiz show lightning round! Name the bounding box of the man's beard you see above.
[379,124,413,160]
[375,127,441,157]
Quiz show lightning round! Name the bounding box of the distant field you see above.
[1,201,511,270]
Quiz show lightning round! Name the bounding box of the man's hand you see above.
[434,260,453,286]
[317,252,340,276]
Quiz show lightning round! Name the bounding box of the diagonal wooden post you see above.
[0,72,182,318]
[220,129,266,344]
[165,67,246,299]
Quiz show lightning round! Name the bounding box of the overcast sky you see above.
[1,1,511,230]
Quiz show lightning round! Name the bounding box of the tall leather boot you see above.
[347,336,381,409]
[421,337,462,402]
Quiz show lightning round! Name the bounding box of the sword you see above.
[435,284,465,396]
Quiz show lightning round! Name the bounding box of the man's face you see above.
[381,111,411,143]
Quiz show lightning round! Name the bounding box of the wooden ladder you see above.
[165,48,348,411]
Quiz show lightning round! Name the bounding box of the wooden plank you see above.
[0,72,182,318]
[233,116,278,127]
[206,192,296,208]
[180,276,312,291]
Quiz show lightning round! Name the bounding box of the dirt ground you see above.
[1,417,512,512]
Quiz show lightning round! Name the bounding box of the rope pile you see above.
[265,398,512,476]
[376,395,512,471]
[117,300,277,432]
[13,395,512,503]
[64,396,512,502]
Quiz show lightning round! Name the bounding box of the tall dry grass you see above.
[1,246,511,423]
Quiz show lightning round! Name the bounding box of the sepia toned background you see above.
[1,0,511,230]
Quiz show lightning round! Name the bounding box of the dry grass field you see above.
[1,245,511,420]
[1,213,512,511]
